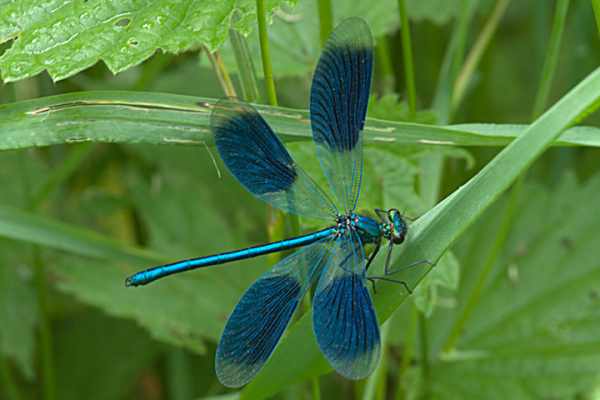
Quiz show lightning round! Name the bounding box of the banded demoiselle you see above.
[127,17,413,387]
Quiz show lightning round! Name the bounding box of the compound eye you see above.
[393,232,405,244]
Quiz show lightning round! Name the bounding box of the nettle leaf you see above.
[50,145,269,353]
[426,171,600,399]
[0,0,294,82]
[368,95,438,125]
[413,251,459,317]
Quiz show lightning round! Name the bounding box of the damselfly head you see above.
[388,209,407,244]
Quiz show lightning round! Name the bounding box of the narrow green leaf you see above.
[452,0,511,112]
[531,0,570,118]
[1,92,599,151]
[229,29,261,103]
[432,0,478,124]
[0,205,163,265]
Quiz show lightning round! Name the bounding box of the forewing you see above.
[309,17,373,213]
[312,230,380,379]
[215,237,334,387]
[212,99,337,219]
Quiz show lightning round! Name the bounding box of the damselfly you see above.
[127,17,417,387]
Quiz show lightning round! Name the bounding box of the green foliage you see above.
[368,94,437,125]
[413,251,460,317]
[0,151,45,380]
[239,64,600,400]
[48,146,270,353]
[0,0,294,82]
[1,1,600,399]
[54,311,161,400]
[404,0,461,24]
[426,172,600,399]
[2,91,600,151]
[213,0,461,79]
[0,242,37,379]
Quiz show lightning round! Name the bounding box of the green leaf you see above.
[413,251,459,317]
[33,146,267,353]
[239,67,600,399]
[427,171,600,399]
[1,91,600,151]
[0,242,37,380]
[54,310,162,400]
[405,0,462,24]
[0,151,48,381]
[0,0,293,82]
[368,95,437,125]
[0,204,163,265]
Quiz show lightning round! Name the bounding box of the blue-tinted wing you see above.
[312,229,380,379]
[309,18,373,213]
[215,237,334,387]
[212,99,337,220]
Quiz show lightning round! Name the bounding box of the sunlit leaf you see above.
[0,0,294,82]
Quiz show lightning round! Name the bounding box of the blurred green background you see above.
[1,0,600,399]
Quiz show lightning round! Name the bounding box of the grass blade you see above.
[0,205,163,265]
[531,0,570,118]
[1,92,600,151]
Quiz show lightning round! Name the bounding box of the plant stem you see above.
[453,0,511,111]
[229,28,261,102]
[317,0,334,48]
[432,0,479,124]
[206,49,238,98]
[531,0,570,119]
[375,37,395,95]
[256,0,278,106]
[398,0,417,116]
